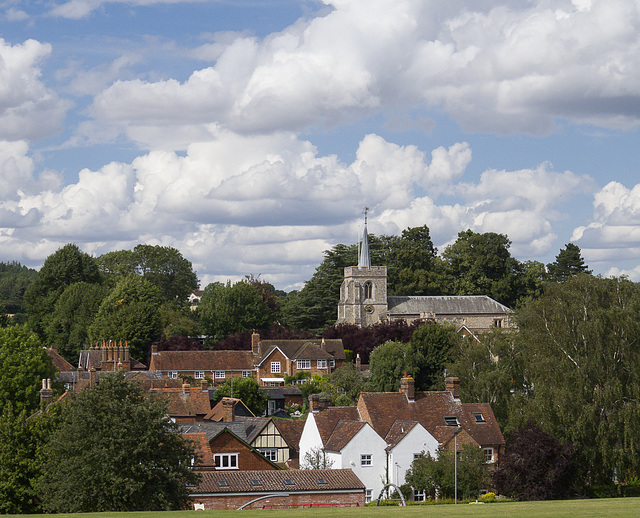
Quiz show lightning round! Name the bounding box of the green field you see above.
[18,498,640,518]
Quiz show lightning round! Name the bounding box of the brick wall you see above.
[210,431,277,471]
[192,490,365,510]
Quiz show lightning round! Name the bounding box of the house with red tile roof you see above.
[149,382,212,422]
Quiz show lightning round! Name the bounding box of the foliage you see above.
[407,322,459,390]
[88,275,163,361]
[208,325,314,352]
[367,340,408,392]
[44,282,109,363]
[98,245,199,302]
[212,376,268,416]
[38,373,198,513]
[198,280,276,341]
[24,244,102,338]
[301,446,334,470]
[493,423,575,500]
[513,274,640,485]
[547,243,591,283]
[0,262,37,314]
[0,325,56,414]
[405,445,491,500]
[160,301,199,338]
[326,363,364,403]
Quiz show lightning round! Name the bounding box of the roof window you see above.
[444,416,460,426]
[250,479,262,486]
[473,412,486,423]
[316,478,328,485]
[284,479,295,485]
[217,480,229,487]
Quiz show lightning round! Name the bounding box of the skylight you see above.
[250,479,262,486]
[284,479,295,485]
[473,412,486,423]
[217,480,229,487]
[316,478,328,485]
[444,416,460,426]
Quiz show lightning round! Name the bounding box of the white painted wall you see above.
[387,424,439,487]
[298,412,323,468]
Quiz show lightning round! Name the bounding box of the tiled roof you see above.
[357,391,504,447]
[149,387,212,417]
[45,348,74,372]
[184,432,214,466]
[150,350,255,371]
[191,469,365,494]
[273,419,305,450]
[258,339,346,362]
[325,421,366,452]
[384,420,419,449]
[204,398,255,422]
[77,349,147,370]
[314,406,360,444]
[387,295,511,316]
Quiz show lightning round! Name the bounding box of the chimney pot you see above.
[400,373,415,402]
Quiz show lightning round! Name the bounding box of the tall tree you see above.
[38,374,198,513]
[24,244,102,338]
[407,322,459,391]
[547,243,591,283]
[211,377,268,416]
[88,275,163,361]
[0,262,37,315]
[367,340,408,392]
[515,274,640,485]
[0,326,56,414]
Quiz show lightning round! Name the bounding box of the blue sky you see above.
[2,0,640,290]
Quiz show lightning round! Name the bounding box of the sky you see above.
[2,0,640,291]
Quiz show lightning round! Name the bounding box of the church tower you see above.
[337,211,388,327]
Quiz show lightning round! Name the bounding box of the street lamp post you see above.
[453,427,462,504]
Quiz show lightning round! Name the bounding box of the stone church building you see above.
[336,219,513,332]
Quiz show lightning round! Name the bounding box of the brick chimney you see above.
[151,343,158,355]
[309,394,330,413]
[40,378,53,407]
[251,332,261,356]
[445,377,460,400]
[222,397,235,422]
[400,373,415,402]
[182,382,190,395]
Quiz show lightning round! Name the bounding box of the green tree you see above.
[0,325,56,414]
[160,301,199,338]
[0,262,38,315]
[24,244,102,338]
[198,280,274,341]
[326,363,364,404]
[514,274,640,485]
[547,243,591,283]
[441,230,521,307]
[406,445,491,500]
[367,340,408,392]
[44,282,109,363]
[407,322,459,391]
[38,373,198,513]
[211,376,267,416]
[89,275,163,361]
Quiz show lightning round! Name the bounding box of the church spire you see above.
[358,207,371,269]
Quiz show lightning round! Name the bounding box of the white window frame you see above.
[365,489,372,503]
[242,370,251,378]
[413,489,426,502]
[214,453,238,470]
[194,371,205,380]
[330,359,335,368]
[317,359,327,369]
[483,447,495,463]
[297,359,311,370]
[260,448,278,462]
[270,361,281,374]
[214,371,225,379]
[168,371,178,379]
[361,454,372,467]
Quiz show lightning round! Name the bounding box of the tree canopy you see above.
[406,322,459,391]
[38,373,198,513]
[211,376,268,416]
[547,243,591,283]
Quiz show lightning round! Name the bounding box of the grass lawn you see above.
[19,498,640,518]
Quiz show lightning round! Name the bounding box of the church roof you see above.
[387,295,511,316]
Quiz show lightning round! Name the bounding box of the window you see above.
[215,371,225,379]
[297,359,311,370]
[330,359,335,368]
[364,281,373,299]
[169,371,178,379]
[317,359,327,369]
[270,361,281,374]
[483,447,495,463]
[317,478,328,485]
[284,478,295,486]
[217,480,229,487]
[213,453,238,470]
[493,318,503,328]
[365,489,372,503]
[250,479,262,486]
[413,453,423,460]
[473,412,486,423]
[242,370,251,378]
[413,489,426,502]
[194,371,204,380]
[361,454,372,467]
[444,416,460,426]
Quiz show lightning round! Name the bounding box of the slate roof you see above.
[258,339,346,363]
[150,350,255,371]
[191,469,365,494]
[387,295,511,316]
[181,419,272,445]
[324,421,366,452]
[77,349,147,371]
[356,390,504,448]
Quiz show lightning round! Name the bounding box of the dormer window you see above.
[444,416,460,426]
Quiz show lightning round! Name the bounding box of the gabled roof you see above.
[150,350,255,371]
[205,398,255,422]
[312,406,360,444]
[184,432,214,467]
[324,420,366,452]
[357,390,504,448]
[181,418,274,446]
[149,387,212,418]
[387,295,511,316]
[191,469,365,494]
[45,348,74,372]
[258,339,346,363]
[78,348,147,371]
[272,419,305,451]
[384,420,419,450]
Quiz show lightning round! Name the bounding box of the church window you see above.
[364,281,373,299]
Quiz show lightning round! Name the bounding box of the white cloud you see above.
[0,39,70,141]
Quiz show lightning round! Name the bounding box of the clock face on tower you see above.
[364,304,374,314]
